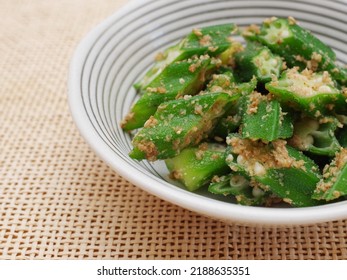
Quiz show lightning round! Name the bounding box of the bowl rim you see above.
[68,0,347,226]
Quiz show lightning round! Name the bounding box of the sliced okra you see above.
[208,174,234,195]
[205,69,257,96]
[135,23,238,90]
[206,70,236,91]
[289,116,341,157]
[313,148,347,201]
[265,67,345,117]
[235,42,283,83]
[122,56,216,131]
[243,17,336,72]
[165,143,229,191]
[278,109,295,140]
[244,17,347,85]
[240,91,293,142]
[182,24,238,57]
[226,135,322,207]
[208,173,268,206]
[210,77,257,139]
[129,92,239,161]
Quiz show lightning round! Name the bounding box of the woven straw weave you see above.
[1,0,347,260]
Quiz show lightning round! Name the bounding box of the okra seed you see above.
[252,187,265,198]
[254,162,266,176]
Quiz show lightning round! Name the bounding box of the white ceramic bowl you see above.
[69,0,347,226]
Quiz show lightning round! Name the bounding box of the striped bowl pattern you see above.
[69,0,347,225]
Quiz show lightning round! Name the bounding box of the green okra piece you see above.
[210,77,257,139]
[226,135,322,207]
[205,69,257,96]
[208,173,268,206]
[243,17,335,70]
[165,143,229,191]
[208,174,234,195]
[244,17,347,85]
[182,24,238,57]
[206,70,236,90]
[129,92,239,161]
[136,23,238,90]
[278,109,295,140]
[235,42,283,83]
[230,76,258,97]
[204,70,239,140]
[313,148,347,201]
[122,56,216,131]
[265,67,345,117]
[240,91,293,142]
[289,116,341,157]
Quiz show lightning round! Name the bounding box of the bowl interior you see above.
[70,0,347,225]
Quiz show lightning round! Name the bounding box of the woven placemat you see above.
[1,0,346,260]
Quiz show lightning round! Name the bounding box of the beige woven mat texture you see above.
[1,0,347,260]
